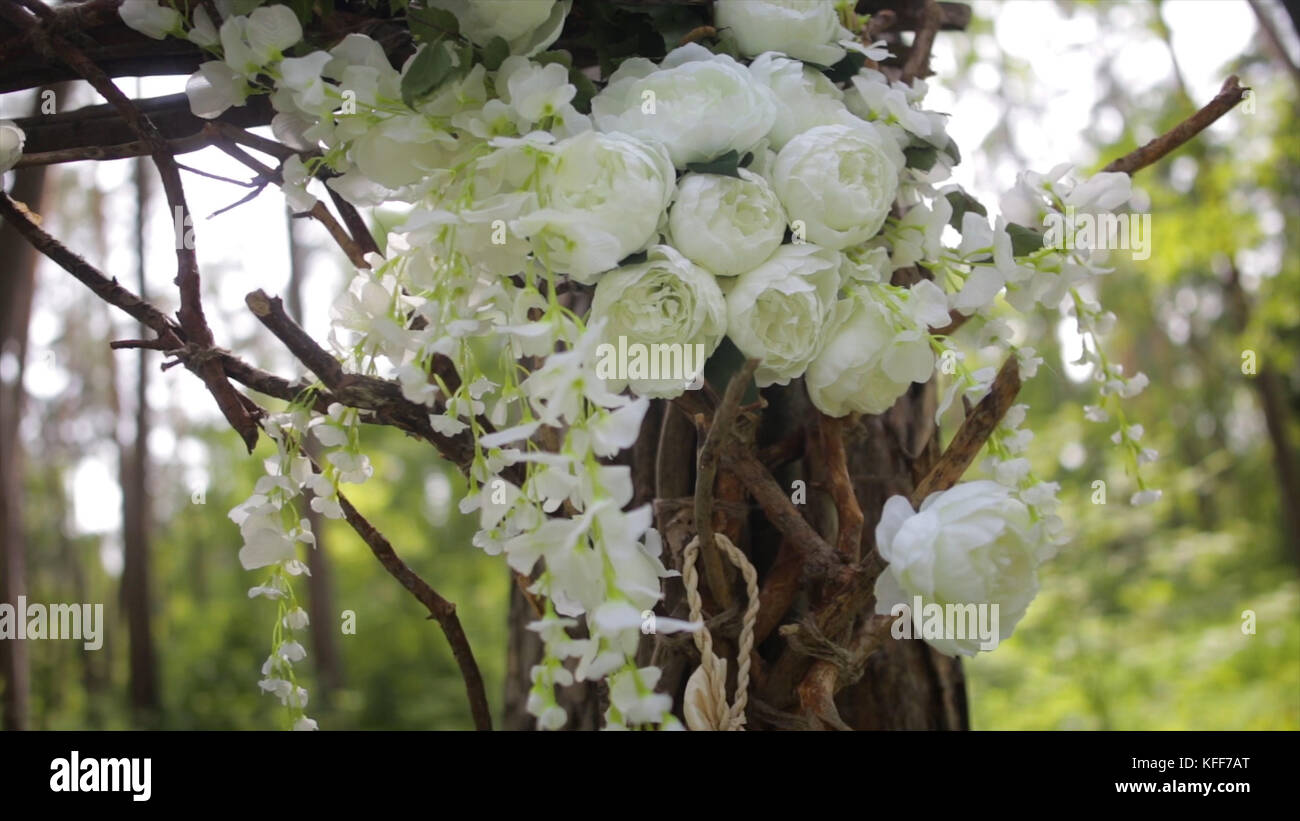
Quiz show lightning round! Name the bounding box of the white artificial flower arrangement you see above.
[113,0,1162,730]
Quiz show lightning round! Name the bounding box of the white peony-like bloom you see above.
[748,52,856,150]
[119,0,181,40]
[805,283,945,416]
[514,130,675,283]
[589,245,727,398]
[772,123,902,250]
[668,169,786,277]
[725,244,842,386]
[873,480,1050,657]
[427,0,569,56]
[591,43,776,168]
[714,0,849,67]
[0,121,24,174]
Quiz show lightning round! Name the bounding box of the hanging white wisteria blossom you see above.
[100,0,1182,731]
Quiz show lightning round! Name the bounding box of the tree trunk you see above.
[0,161,47,731]
[119,153,161,721]
[287,211,346,697]
[502,376,968,730]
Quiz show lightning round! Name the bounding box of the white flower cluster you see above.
[116,0,1163,717]
[226,404,370,730]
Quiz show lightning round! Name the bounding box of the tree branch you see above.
[910,356,1021,505]
[693,358,757,612]
[900,0,942,82]
[1101,75,1249,175]
[2,0,260,450]
[335,492,492,731]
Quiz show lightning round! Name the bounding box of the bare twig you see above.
[910,356,1021,506]
[335,492,492,730]
[818,414,864,560]
[725,451,843,576]
[694,359,758,611]
[900,0,942,82]
[1102,75,1249,175]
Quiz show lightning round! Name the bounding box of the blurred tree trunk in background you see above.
[0,159,46,731]
[119,153,160,720]
[287,211,345,698]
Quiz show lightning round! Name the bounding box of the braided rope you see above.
[681,533,759,731]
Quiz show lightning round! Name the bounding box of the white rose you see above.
[591,43,776,168]
[748,52,856,150]
[725,244,842,386]
[119,0,181,40]
[0,121,25,174]
[428,0,569,56]
[805,285,934,416]
[714,0,849,67]
[590,246,727,398]
[514,131,675,283]
[873,480,1049,657]
[668,169,786,277]
[772,123,902,250]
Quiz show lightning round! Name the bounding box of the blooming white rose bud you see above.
[591,43,776,168]
[714,0,849,67]
[119,0,181,40]
[514,130,675,283]
[668,169,786,277]
[725,244,842,386]
[772,123,902,250]
[0,121,25,175]
[804,285,935,416]
[590,245,727,398]
[428,0,569,56]
[747,52,856,150]
[873,480,1049,657]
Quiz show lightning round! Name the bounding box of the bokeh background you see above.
[0,0,1296,729]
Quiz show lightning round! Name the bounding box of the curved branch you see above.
[1101,75,1249,175]
[336,492,493,731]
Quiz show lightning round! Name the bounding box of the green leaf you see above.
[685,150,742,178]
[401,41,456,108]
[1007,223,1046,257]
[904,144,939,172]
[569,67,597,114]
[480,36,510,71]
[408,4,460,45]
[945,188,988,230]
[940,135,961,166]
